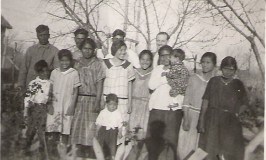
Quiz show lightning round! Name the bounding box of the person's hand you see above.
[182,119,190,131]
[94,100,101,113]
[47,103,54,115]
[161,72,167,77]
[66,105,75,116]
[197,119,205,133]
[127,103,132,114]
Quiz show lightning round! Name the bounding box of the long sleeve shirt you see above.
[148,65,182,111]
[18,43,59,88]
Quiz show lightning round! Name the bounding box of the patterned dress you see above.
[46,68,81,135]
[177,72,215,160]
[129,69,152,139]
[199,76,248,160]
[71,57,105,146]
[103,59,135,121]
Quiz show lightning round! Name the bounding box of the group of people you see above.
[18,24,248,160]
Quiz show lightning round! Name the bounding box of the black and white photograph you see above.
[1,0,264,160]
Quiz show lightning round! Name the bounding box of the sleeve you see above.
[202,77,214,101]
[182,76,194,106]
[96,49,104,59]
[127,64,135,81]
[18,48,31,88]
[95,61,106,82]
[127,49,141,68]
[52,47,59,69]
[95,111,105,126]
[73,70,82,88]
[238,80,249,106]
[49,70,56,84]
[148,66,168,90]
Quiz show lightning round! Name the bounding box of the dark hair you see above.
[36,25,49,33]
[34,60,49,73]
[112,29,126,38]
[200,52,217,65]
[172,49,185,61]
[158,45,172,56]
[106,93,119,103]
[139,50,153,61]
[157,32,170,40]
[79,38,97,50]
[220,56,238,70]
[111,40,127,56]
[74,28,88,37]
[58,49,73,61]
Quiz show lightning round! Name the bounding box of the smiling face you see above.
[201,57,215,73]
[156,34,168,51]
[221,66,236,79]
[59,56,71,70]
[37,30,50,45]
[140,54,152,70]
[81,43,95,59]
[106,100,118,112]
[38,67,50,80]
[75,34,87,48]
[114,45,127,60]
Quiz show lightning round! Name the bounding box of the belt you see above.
[78,93,96,97]
[103,94,128,99]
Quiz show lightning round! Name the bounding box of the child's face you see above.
[140,54,152,70]
[106,100,118,112]
[201,57,215,73]
[114,46,127,60]
[170,55,180,65]
[81,43,95,59]
[159,50,170,66]
[38,67,50,80]
[59,56,71,70]
[221,66,236,79]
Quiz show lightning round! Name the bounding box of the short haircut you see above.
[220,56,238,70]
[111,40,127,56]
[34,60,48,73]
[36,25,49,33]
[112,29,126,38]
[74,28,89,37]
[139,50,153,61]
[106,93,119,103]
[79,38,97,50]
[158,45,173,56]
[172,49,185,61]
[157,32,170,40]
[200,52,217,65]
[58,49,73,61]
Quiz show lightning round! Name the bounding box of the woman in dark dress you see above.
[197,56,248,160]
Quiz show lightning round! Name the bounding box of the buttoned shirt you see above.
[18,43,59,88]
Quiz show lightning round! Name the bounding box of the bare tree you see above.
[205,0,265,79]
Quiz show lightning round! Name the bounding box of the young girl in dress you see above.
[178,52,217,160]
[71,38,105,159]
[46,49,81,155]
[198,56,248,160]
[129,50,153,139]
[102,40,135,122]
[96,93,123,160]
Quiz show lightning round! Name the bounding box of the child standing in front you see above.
[162,49,189,107]
[102,40,135,121]
[23,60,51,159]
[96,94,123,160]
[129,50,153,139]
[46,49,81,155]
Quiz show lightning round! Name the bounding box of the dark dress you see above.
[199,76,248,160]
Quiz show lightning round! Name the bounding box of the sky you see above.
[1,0,265,72]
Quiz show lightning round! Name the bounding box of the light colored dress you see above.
[178,72,213,160]
[46,68,81,135]
[103,59,135,121]
[129,69,151,139]
[71,57,105,145]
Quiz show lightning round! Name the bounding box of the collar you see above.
[36,76,49,83]
[56,67,76,75]
[79,57,97,67]
[134,68,152,77]
[37,43,50,49]
[104,59,131,69]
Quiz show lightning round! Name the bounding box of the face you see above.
[81,43,95,59]
[107,101,118,112]
[156,34,168,50]
[112,35,124,43]
[170,55,180,65]
[59,56,71,70]
[140,54,152,70]
[114,46,127,60]
[221,66,236,79]
[201,57,215,73]
[159,50,170,66]
[38,67,50,80]
[37,30,50,45]
[75,34,87,48]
